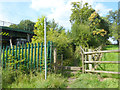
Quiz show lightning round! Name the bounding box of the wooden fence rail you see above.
[80,46,120,74]
[84,61,120,64]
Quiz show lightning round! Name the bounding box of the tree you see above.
[49,19,65,33]
[106,10,120,45]
[9,24,18,29]
[9,20,35,32]
[18,20,35,31]
[32,16,70,49]
[70,2,95,24]
[70,2,110,48]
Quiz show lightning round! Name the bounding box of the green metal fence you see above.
[1,41,53,71]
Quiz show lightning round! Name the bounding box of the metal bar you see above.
[44,18,47,80]
[37,43,40,70]
[9,46,11,68]
[34,43,36,69]
[12,46,14,69]
[18,44,20,68]
[15,44,17,69]
[25,44,27,66]
[47,42,49,69]
[40,42,43,72]
[49,41,52,69]
[28,44,30,69]
[5,47,8,69]
[21,44,24,65]
[31,44,33,69]
[2,46,4,68]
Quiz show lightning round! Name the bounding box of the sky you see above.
[0,0,119,44]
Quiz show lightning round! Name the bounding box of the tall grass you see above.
[2,69,67,88]
[69,73,118,88]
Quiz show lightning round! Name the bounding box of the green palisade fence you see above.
[1,42,52,72]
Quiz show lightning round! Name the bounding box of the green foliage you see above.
[9,24,18,29]
[9,20,35,32]
[106,10,120,40]
[71,23,90,47]
[49,19,64,33]
[2,69,17,88]
[70,2,95,24]
[70,2,110,48]
[47,29,70,48]
[32,16,70,50]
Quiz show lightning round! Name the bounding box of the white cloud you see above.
[93,3,112,16]
[30,0,115,30]
[30,0,65,11]
[0,0,31,2]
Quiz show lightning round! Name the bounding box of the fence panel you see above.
[1,42,52,72]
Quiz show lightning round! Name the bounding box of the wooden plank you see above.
[80,46,85,53]
[58,66,82,71]
[84,61,120,64]
[82,53,84,73]
[85,70,120,74]
[88,49,92,71]
[84,50,120,55]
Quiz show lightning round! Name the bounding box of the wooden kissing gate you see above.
[80,46,120,74]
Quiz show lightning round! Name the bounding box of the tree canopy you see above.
[69,2,110,48]
[9,20,35,32]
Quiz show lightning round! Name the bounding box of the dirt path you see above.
[67,77,77,88]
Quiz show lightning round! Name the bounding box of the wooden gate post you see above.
[54,48,57,73]
[88,49,92,71]
[84,48,87,73]
[82,53,84,73]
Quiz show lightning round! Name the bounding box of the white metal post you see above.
[44,18,47,80]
